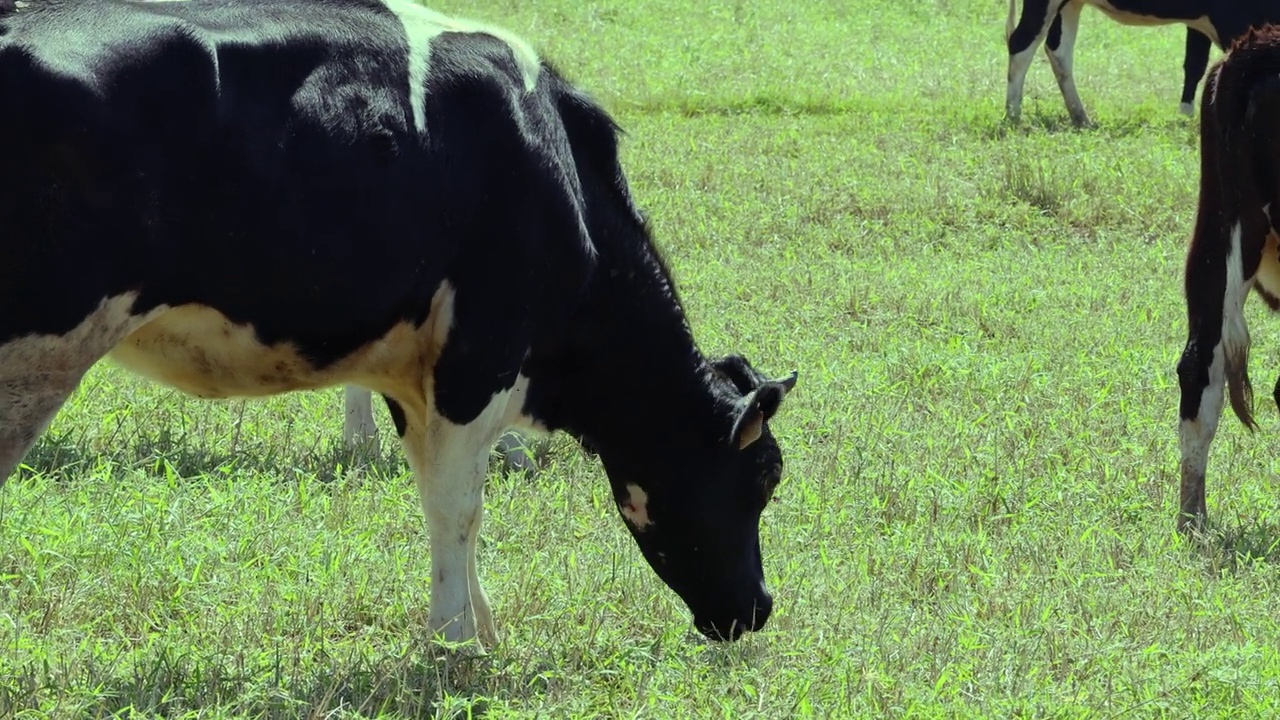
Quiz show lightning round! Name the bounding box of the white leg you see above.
[400,397,510,647]
[1007,47,1039,124]
[1043,1,1090,126]
[1007,1,1065,123]
[342,385,378,451]
[1178,343,1223,531]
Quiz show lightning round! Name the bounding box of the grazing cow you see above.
[1176,25,1280,533]
[342,384,540,475]
[1005,0,1280,126]
[0,0,798,645]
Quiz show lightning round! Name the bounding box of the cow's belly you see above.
[1089,2,1217,43]
[107,284,455,403]
[109,306,340,398]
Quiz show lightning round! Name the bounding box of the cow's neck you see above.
[527,239,724,460]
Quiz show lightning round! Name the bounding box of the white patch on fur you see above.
[1221,222,1253,369]
[1179,101,1195,117]
[620,483,653,530]
[380,0,542,133]
[341,383,540,477]
[108,282,457,403]
[343,385,378,449]
[0,293,165,482]
[1255,231,1280,303]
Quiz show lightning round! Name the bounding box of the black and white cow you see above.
[0,0,798,645]
[342,384,540,475]
[1176,25,1280,533]
[1005,0,1280,126]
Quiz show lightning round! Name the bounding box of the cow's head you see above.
[601,353,797,641]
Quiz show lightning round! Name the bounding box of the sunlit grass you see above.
[5,0,1280,717]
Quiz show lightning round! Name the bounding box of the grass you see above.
[5,0,1280,717]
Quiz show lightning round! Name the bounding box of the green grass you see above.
[5,0,1280,717]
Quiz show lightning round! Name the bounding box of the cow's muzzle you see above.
[693,586,773,641]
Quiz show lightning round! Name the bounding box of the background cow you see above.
[0,0,797,647]
[1005,0,1280,126]
[1176,25,1280,533]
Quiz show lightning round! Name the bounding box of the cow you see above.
[342,384,540,475]
[1004,0,1280,127]
[0,0,798,646]
[1176,25,1280,534]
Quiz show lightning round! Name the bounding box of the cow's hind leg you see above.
[0,370,81,484]
[1042,1,1091,126]
[1178,221,1261,534]
[1006,0,1067,123]
[1,296,146,484]
[1176,332,1225,533]
[342,385,379,452]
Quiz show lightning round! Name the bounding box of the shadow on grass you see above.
[0,643,524,719]
[982,114,1086,140]
[1192,518,1280,573]
[980,110,1198,142]
[14,427,409,486]
[14,424,566,490]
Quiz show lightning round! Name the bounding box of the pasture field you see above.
[5,0,1280,717]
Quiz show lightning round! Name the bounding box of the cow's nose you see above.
[696,615,749,641]
[693,586,774,641]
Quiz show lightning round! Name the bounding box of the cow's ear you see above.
[730,371,798,449]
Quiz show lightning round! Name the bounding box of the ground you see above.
[4,0,1280,717]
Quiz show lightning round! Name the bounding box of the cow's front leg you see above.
[398,402,498,648]
[1180,29,1212,117]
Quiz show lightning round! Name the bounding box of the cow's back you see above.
[0,0,592,372]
